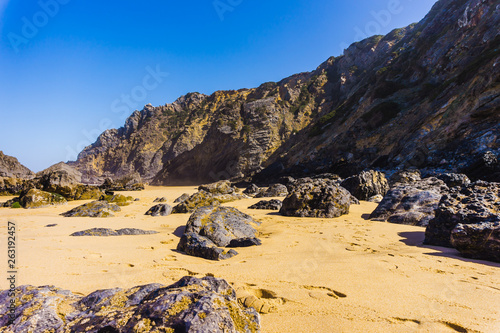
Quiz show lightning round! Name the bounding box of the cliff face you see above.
[71,0,500,185]
[0,151,34,179]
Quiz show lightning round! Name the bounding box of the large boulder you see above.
[243,184,261,196]
[425,181,500,248]
[255,184,288,198]
[340,170,389,200]
[198,180,236,195]
[0,276,261,332]
[71,228,159,236]
[450,222,500,262]
[19,189,67,209]
[177,206,261,260]
[279,180,352,218]
[388,169,421,186]
[370,177,448,226]
[436,173,471,188]
[249,199,283,211]
[61,200,121,217]
[145,204,173,216]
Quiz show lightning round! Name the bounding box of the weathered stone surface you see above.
[153,197,167,202]
[370,178,448,226]
[0,177,30,196]
[0,276,261,332]
[61,201,121,218]
[100,194,134,206]
[174,193,190,203]
[177,206,261,260]
[450,222,500,262]
[0,151,34,179]
[255,184,288,198]
[19,189,67,209]
[425,181,500,247]
[199,180,236,195]
[248,199,282,211]
[71,228,158,236]
[340,170,389,200]
[436,173,471,188]
[173,191,247,214]
[463,151,500,183]
[145,204,173,216]
[100,173,145,191]
[367,195,384,203]
[280,181,352,218]
[388,169,421,186]
[243,184,261,196]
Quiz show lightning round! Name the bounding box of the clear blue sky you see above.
[0,0,437,172]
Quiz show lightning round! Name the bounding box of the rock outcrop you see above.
[145,204,173,216]
[450,222,500,262]
[249,199,283,211]
[370,177,448,226]
[424,181,500,248]
[70,0,500,185]
[255,184,288,198]
[280,180,352,218]
[340,170,389,201]
[71,228,158,236]
[177,206,261,260]
[19,189,67,209]
[61,201,121,217]
[0,276,261,332]
[0,151,34,179]
[100,172,145,191]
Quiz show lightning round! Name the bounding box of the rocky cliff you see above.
[71,0,500,185]
[0,151,34,179]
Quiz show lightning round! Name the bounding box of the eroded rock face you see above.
[388,169,421,186]
[0,151,34,179]
[255,184,288,198]
[451,222,500,262]
[249,199,283,211]
[463,151,500,183]
[340,170,389,201]
[19,189,67,209]
[177,206,261,260]
[61,201,121,218]
[100,173,145,191]
[370,178,448,226]
[436,173,471,188]
[425,181,500,248]
[145,204,173,216]
[280,180,352,218]
[0,276,261,332]
[71,228,158,236]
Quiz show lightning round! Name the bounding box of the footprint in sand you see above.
[391,318,469,332]
[232,283,287,314]
[301,285,347,299]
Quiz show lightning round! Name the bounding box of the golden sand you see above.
[1,186,499,332]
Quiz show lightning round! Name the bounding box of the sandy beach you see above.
[1,186,499,332]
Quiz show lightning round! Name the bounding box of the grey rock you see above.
[178,232,239,260]
[173,191,248,214]
[0,276,261,332]
[61,200,121,218]
[198,180,235,195]
[255,184,288,198]
[243,184,261,196]
[153,197,167,202]
[389,169,421,186]
[0,151,34,179]
[280,181,352,218]
[174,193,190,203]
[340,170,389,200]
[451,222,500,262]
[425,181,500,248]
[367,195,384,203]
[370,177,448,226]
[249,199,283,210]
[436,173,471,188]
[145,204,173,216]
[71,228,158,236]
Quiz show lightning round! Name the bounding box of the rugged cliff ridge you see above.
[71,0,500,185]
[0,151,34,179]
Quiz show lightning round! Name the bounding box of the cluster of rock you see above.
[249,199,283,211]
[177,206,262,260]
[61,194,134,218]
[172,181,248,213]
[0,276,260,332]
[146,204,173,216]
[100,172,145,191]
[71,228,158,236]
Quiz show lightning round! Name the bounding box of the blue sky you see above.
[0,0,437,172]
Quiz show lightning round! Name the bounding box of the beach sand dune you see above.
[1,186,499,332]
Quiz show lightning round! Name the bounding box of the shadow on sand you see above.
[173,225,186,238]
[398,231,500,268]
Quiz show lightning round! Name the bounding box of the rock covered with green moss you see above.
[61,201,121,218]
[18,189,67,209]
[0,276,261,332]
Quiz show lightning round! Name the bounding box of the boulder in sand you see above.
[19,189,67,209]
[71,228,158,236]
[451,222,500,262]
[249,199,283,210]
[173,190,247,214]
[370,177,448,226]
[61,200,121,217]
[340,170,389,200]
[145,204,173,216]
[0,276,261,332]
[255,184,288,198]
[280,180,352,218]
